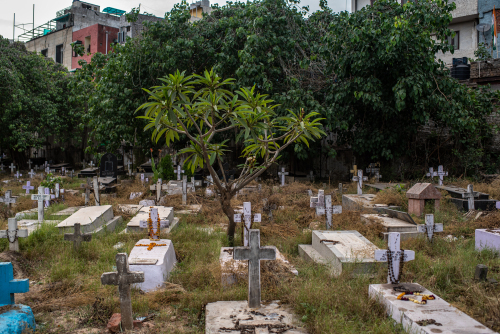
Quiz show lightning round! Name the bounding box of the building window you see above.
[41,49,48,57]
[127,26,131,32]
[55,44,63,63]
[448,31,460,50]
[84,36,91,53]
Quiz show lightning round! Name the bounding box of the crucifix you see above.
[44,188,51,207]
[352,170,368,195]
[82,178,92,205]
[463,184,478,211]
[0,262,29,306]
[55,183,60,199]
[234,202,262,246]
[9,163,15,174]
[310,190,325,216]
[417,214,443,242]
[0,218,28,252]
[182,175,187,205]
[155,178,162,204]
[309,171,315,182]
[14,171,22,180]
[437,165,448,186]
[32,187,50,221]
[101,254,145,331]
[233,229,276,308]
[426,167,437,180]
[0,190,17,211]
[139,207,170,240]
[93,176,100,206]
[22,181,34,194]
[278,167,288,187]
[375,232,415,284]
[176,165,184,181]
[28,169,35,179]
[27,159,32,170]
[64,223,92,251]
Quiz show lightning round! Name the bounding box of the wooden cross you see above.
[463,184,478,211]
[64,223,92,251]
[234,202,262,246]
[9,163,15,174]
[0,190,17,211]
[426,167,437,179]
[155,178,162,204]
[176,165,184,181]
[22,181,34,194]
[417,214,443,242]
[437,165,448,186]
[0,262,29,305]
[233,229,276,308]
[352,170,368,195]
[32,186,50,221]
[278,167,288,186]
[139,207,169,240]
[182,175,187,205]
[375,232,415,284]
[27,159,32,170]
[28,169,35,179]
[0,218,28,252]
[93,176,100,206]
[101,254,144,330]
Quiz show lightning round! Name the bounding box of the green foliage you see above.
[41,173,62,190]
[472,43,491,62]
[158,155,175,181]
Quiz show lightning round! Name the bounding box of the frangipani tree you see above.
[137,69,324,245]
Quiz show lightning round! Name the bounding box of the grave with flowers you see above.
[126,205,178,233]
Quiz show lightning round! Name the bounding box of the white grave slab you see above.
[118,204,143,215]
[138,199,155,206]
[342,194,393,211]
[57,205,122,234]
[128,239,177,292]
[175,204,202,215]
[127,206,176,233]
[53,206,84,216]
[17,220,59,236]
[369,282,497,334]
[362,214,421,241]
[475,229,500,252]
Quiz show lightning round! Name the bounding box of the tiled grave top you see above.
[312,230,378,261]
[436,185,491,200]
[406,183,441,199]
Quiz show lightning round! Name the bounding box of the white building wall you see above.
[436,20,478,65]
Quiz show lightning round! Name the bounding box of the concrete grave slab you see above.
[57,205,122,234]
[362,213,422,241]
[138,199,155,206]
[175,204,202,215]
[369,282,497,334]
[365,183,405,191]
[342,194,399,211]
[126,206,175,233]
[17,220,59,235]
[128,239,176,292]
[14,208,38,220]
[118,204,143,215]
[475,229,500,252]
[299,230,379,277]
[52,206,84,216]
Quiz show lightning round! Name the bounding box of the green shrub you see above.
[155,155,175,182]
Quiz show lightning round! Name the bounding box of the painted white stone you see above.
[17,220,59,236]
[127,206,174,233]
[53,206,84,216]
[57,205,122,234]
[128,239,177,292]
[475,229,500,252]
[138,199,155,206]
[369,282,497,334]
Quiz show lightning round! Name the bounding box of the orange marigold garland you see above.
[397,292,436,305]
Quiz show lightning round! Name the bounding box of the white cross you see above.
[45,167,50,174]
[89,161,95,168]
[310,192,341,229]
[127,161,132,176]
[22,181,34,194]
[437,165,448,186]
[44,188,50,207]
[374,172,382,182]
[352,170,368,195]
[141,174,145,185]
[426,167,437,179]
[417,214,443,242]
[139,207,169,240]
[234,202,261,246]
[14,171,22,180]
[463,184,477,211]
[155,178,162,204]
[28,169,35,179]
[27,159,32,170]
[31,186,51,221]
[176,165,184,181]
[182,175,187,205]
[0,163,4,171]
[278,167,288,186]
[310,190,325,215]
[0,218,28,252]
[9,163,15,174]
[93,176,100,206]
[190,177,196,192]
[375,232,415,284]
[0,190,17,209]
[55,183,60,199]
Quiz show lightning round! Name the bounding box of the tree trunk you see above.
[220,192,236,247]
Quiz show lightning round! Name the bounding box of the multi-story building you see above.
[190,0,212,22]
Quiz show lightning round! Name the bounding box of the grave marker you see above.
[176,165,184,181]
[34,165,38,171]
[89,161,94,168]
[437,165,448,186]
[27,159,32,170]
[100,153,118,178]
[127,161,132,176]
[350,164,357,178]
[28,169,35,179]
[352,170,368,195]
[156,178,162,204]
[55,183,60,199]
[233,229,276,308]
[463,184,477,211]
[31,186,51,221]
[0,163,4,172]
[262,198,277,223]
[93,176,100,206]
[139,207,169,240]
[82,178,92,205]
[9,163,15,174]
[182,175,188,205]
[310,189,325,215]
[14,171,22,180]
[61,167,65,176]
[101,254,144,331]
[309,170,315,182]
[0,262,29,305]
[0,218,28,251]
[278,167,288,186]
[234,202,262,246]
[417,214,443,242]
[141,173,145,186]
[0,190,17,210]
[64,223,92,251]
[44,188,50,207]
[374,232,415,283]
[22,181,34,194]
[338,183,343,195]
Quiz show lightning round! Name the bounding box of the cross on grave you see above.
[352,170,368,195]
[375,232,415,284]
[127,161,132,176]
[89,161,94,168]
[310,193,341,229]
[463,184,478,211]
[45,166,50,174]
[22,181,34,194]
[176,165,184,181]
[82,160,86,169]
[0,218,28,252]
[204,175,215,196]
[310,190,325,216]
[233,229,276,308]
[190,177,196,192]
[350,164,357,178]
[34,165,39,171]
[140,173,145,185]
[32,187,51,221]
[55,183,60,199]
[417,214,443,242]
[93,176,100,206]
[182,175,188,205]
[426,167,437,179]
[101,254,144,331]
[61,167,65,176]
[338,183,343,195]
[262,199,277,223]
[44,188,50,207]
[437,165,448,186]
[14,171,22,180]
[44,161,48,168]
[70,169,74,178]
[309,171,315,182]
[9,163,15,174]
[64,223,92,251]
[0,262,29,306]
[28,169,35,179]
[278,167,288,187]
[82,178,92,205]
[155,178,162,204]
[234,202,262,246]
[0,163,4,172]
[139,207,169,240]
[27,159,32,170]
[0,190,17,210]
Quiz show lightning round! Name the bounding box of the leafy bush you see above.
[157,155,175,182]
[41,173,62,190]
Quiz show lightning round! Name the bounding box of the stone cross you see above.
[310,189,325,216]
[93,176,100,206]
[101,254,144,331]
[417,214,443,242]
[14,171,22,180]
[9,163,15,174]
[190,177,196,192]
[27,159,32,170]
[204,175,214,196]
[0,262,29,305]
[176,165,184,181]
[426,167,437,179]
[45,166,50,174]
[278,167,288,186]
[437,165,448,186]
[127,161,132,176]
[309,171,314,182]
[324,195,342,230]
[155,178,162,204]
[61,167,65,176]
[82,160,86,169]
[233,229,276,308]
[139,207,169,240]
[352,170,368,195]
[34,165,39,171]
[28,169,35,179]
[0,190,17,210]
[22,181,34,194]
[82,178,92,205]
[70,169,74,178]
[0,163,4,172]
[89,161,94,168]
[64,223,92,251]
[463,184,477,211]
[375,232,415,284]
[55,183,60,199]
[44,188,50,207]
[0,218,28,252]
[262,199,277,223]
[44,161,48,168]
[182,175,188,205]
[234,202,262,246]
[32,187,50,221]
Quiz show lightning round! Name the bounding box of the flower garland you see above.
[136,242,167,251]
[397,292,436,305]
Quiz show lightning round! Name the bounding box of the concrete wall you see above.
[71,1,120,32]
[451,0,479,19]
[119,14,164,42]
[72,24,119,69]
[436,20,478,65]
[25,27,73,69]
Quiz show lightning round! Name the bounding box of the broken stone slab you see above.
[65,189,79,196]
[128,239,177,292]
[362,214,422,241]
[205,300,307,334]
[175,204,202,215]
[369,282,497,334]
[220,247,298,287]
[129,192,143,200]
[118,204,143,215]
[57,205,122,234]
[342,194,399,211]
[126,206,175,233]
[298,230,380,277]
[52,206,84,216]
[475,229,500,252]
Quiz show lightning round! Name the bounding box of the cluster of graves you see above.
[0,161,499,333]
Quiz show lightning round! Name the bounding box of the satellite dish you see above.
[476,23,491,32]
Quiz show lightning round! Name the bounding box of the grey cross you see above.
[417,214,443,242]
[278,167,289,186]
[28,169,35,179]
[176,165,184,181]
[22,181,34,194]
[437,165,448,186]
[0,218,28,252]
[0,163,4,172]
[155,178,162,205]
[463,184,478,211]
[93,176,100,206]
[0,190,17,210]
[27,159,32,170]
[182,175,188,205]
[9,163,15,174]
[64,223,92,251]
[426,167,437,179]
[32,186,50,221]
[352,170,368,195]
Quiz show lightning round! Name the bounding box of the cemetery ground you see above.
[0,176,499,333]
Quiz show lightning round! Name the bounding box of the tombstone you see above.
[28,169,35,179]
[437,165,448,186]
[70,169,75,178]
[233,229,276,308]
[352,170,368,195]
[417,214,443,242]
[475,228,500,252]
[0,190,17,210]
[89,160,95,168]
[338,183,343,195]
[310,189,325,216]
[0,263,36,333]
[138,207,170,240]
[362,210,423,241]
[463,184,476,211]
[190,177,196,192]
[182,175,187,205]
[0,218,28,252]
[234,202,261,246]
[374,232,415,284]
[14,171,22,180]
[127,160,133,176]
[101,254,144,330]
[32,187,51,221]
[22,181,34,194]
[34,165,38,171]
[406,183,441,216]
[127,206,176,233]
[9,163,15,174]
[61,167,65,176]
[100,153,118,178]
[64,223,92,251]
[309,170,315,182]
[278,167,289,186]
[57,205,122,234]
[176,165,184,181]
[93,176,100,206]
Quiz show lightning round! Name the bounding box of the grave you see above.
[0,218,28,252]
[342,193,398,211]
[138,161,153,173]
[0,262,36,334]
[128,238,177,292]
[365,183,405,192]
[234,202,262,246]
[362,209,422,241]
[100,153,118,178]
[50,163,71,172]
[118,204,143,215]
[78,167,98,178]
[64,223,92,251]
[298,230,380,277]
[417,214,443,242]
[309,192,341,229]
[57,205,122,234]
[126,206,178,233]
[16,220,59,236]
[436,184,498,211]
[52,206,84,216]
[406,183,441,216]
[475,228,500,252]
[352,170,368,195]
[175,204,203,215]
